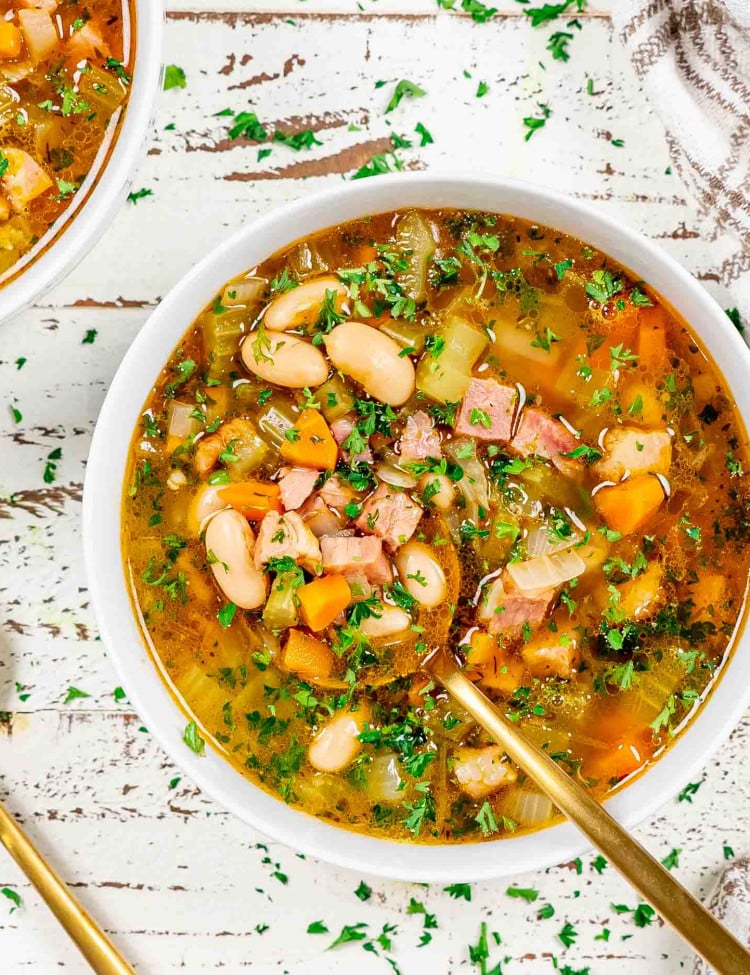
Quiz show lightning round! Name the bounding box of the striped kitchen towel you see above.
[611,0,750,327]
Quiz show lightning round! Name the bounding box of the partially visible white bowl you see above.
[83,173,750,883]
[0,0,163,322]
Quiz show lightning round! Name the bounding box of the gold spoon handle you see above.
[429,651,750,975]
[0,801,136,974]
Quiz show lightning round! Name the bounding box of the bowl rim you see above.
[0,0,164,322]
[83,172,750,883]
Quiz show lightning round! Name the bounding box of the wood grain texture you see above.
[0,3,747,972]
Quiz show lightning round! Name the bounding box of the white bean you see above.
[264,275,347,332]
[241,332,328,388]
[419,472,455,511]
[394,540,447,608]
[324,322,415,406]
[188,483,228,536]
[360,604,411,639]
[204,509,268,610]
[308,707,369,773]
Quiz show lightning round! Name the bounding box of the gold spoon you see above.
[0,800,135,974]
[425,645,750,975]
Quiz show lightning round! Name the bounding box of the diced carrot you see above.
[585,733,646,783]
[620,377,665,426]
[637,305,669,368]
[593,474,665,536]
[0,23,22,59]
[282,628,334,679]
[464,633,526,694]
[618,561,665,620]
[1,147,52,211]
[689,573,726,622]
[280,408,338,471]
[219,480,282,521]
[589,305,639,371]
[297,575,352,632]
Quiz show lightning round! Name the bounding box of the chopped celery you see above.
[317,374,356,422]
[228,423,271,479]
[395,211,436,303]
[257,393,298,447]
[518,463,593,518]
[416,316,488,403]
[222,277,266,309]
[380,319,427,353]
[78,65,127,113]
[202,307,245,378]
[262,574,299,630]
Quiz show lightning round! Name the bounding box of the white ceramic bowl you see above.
[0,1,163,322]
[84,174,750,883]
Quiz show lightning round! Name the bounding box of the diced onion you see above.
[501,788,554,825]
[507,549,585,591]
[366,753,403,803]
[167,401,199,440]
[375,462,417,489]
[525,526,581,558]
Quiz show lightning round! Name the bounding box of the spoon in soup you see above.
[422,644,750,975]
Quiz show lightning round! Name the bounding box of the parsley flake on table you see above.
[476,80,489,98]
[354,881,372,901]
[444,882,472,901]
[661,847,681,871]
[525,0,587,28]
[328,921,369,948]
[43,446,62,483]
[8,403,21,423]
[1,888,21,914]
[557,921,578,947]
[385,79,426,114]
[163,64,186,90]
[723,844,735,860]
[307,920,329,934]
[506,886,539,902]
[726,306,744,333]
[415,121,434,145]
[538,903,555,919]
[82,329,97,344]
[127,188,153,205]
[15,357,26,369]
[63,686,90,704]
[523,102,551,141]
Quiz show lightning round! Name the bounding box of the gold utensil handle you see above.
[429,650,750,975]
[0,801,136,974]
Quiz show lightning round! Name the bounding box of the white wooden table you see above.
[1,2,748,972]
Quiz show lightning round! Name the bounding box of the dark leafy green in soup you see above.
[123,208,750,843]
[0,0,132,279]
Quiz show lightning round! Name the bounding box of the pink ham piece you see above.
[398,411,442,463]
[355,483,423,552]
[319,474,357,510]
[330,415,373,465]
[477,570,557,637]
[278,467,318,511]
[320,535,393,585]
[455,378,518,442]
[510,407,582,479]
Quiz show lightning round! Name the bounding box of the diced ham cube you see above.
[455,378,518,442]
[521,626,581,679]
[320,535,393,585]
[18,0,58,11]
[510,407,582,479]
[17,8,58,63]
[319,474,357,510]
[592,426,672,481]
[66,20,110,63]
[299,495,346,538]
[477,570,557,637]
[454,745,517,799]
[278,467,318,511]
[330,415,372,464]
[254,510,322,573]
[398,411,442,463]
[355,483,423,552]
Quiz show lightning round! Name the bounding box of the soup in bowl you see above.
[0,0,162,319]
[85,175,750,881]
